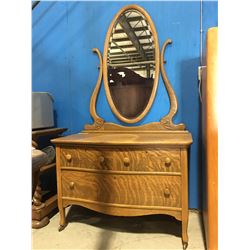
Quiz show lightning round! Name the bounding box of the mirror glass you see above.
[107,9,156,120]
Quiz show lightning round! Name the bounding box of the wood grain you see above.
[60,168,181,176]
[181,148,189,247]
[202,27,218,250]
[160,39,185,130]
[52,132,192,147]
[85,48,105,130]
[62,198,182,220]
[61,170,181,208]
[60,146,181,173]
[32,195,57,220]
[56,147,66,228]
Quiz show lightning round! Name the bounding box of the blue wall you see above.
[202,1,218,65]
[32,1,217,209]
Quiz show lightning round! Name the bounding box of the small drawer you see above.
[61,170,181,208]
[60,147,180,173]
[111,148,180,172]
[60,147,111,170]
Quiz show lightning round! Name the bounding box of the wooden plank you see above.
[51,132,193,146]
[32,194,57,220]
[181,149,189,246]
[40,162,56,172]
[202,27,218,250]
[63,197,182,212]
[61,167,182,176]
[56,147,66,228]
[63,198,182,219]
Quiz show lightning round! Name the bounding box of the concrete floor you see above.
[32,206,205,250]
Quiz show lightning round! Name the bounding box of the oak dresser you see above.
[52,5,193,249]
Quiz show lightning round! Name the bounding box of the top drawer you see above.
[59,146,181,173]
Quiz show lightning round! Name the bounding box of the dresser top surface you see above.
[51,131,192,147]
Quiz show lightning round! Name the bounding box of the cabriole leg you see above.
[182,216,189,249]
[58,206,67,231]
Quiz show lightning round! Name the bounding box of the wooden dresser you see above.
[52,5,192,249]
[53,131,192,246]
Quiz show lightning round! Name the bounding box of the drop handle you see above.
[165,157,171,166]
[164,188,171,198]
[65,154,72,162]
[69,182,75,190]
[123,157,130,166]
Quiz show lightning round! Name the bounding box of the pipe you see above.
[32,1,40,10]
[198,0,204,103]
[200,0,203,66]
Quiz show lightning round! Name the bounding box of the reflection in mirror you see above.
[107,9,155,119]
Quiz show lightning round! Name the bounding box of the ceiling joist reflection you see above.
[108,10,155,71]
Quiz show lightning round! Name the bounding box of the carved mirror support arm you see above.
[84,48,105,131]
[160,39,185,130]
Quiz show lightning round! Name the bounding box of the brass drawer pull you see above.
[123,157,130,166]
[65,154,72,162]
[69,182,75,189]
[165,157,171,167]
[164,188,171,198]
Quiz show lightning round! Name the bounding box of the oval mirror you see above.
[103,5,159,124]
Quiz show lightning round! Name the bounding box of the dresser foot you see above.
[182,217,189,249]
[58,206,66,228]
[58,223,68,232]
[182,241,188,249]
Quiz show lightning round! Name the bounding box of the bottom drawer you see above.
[61,170,181,208]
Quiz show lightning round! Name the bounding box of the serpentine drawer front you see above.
[52,132,192,249]
[61,170,181,208]
[60,146,181,173]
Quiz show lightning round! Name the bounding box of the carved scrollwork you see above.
[32,183,45,210]
[160,39,185,130]
[85,39,186,132]
[84,48,105,131]
[85,117,104,130]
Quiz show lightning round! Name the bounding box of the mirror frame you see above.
[103,5,160,124]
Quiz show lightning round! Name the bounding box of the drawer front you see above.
[60,147,180,173]
[61,170,181,208]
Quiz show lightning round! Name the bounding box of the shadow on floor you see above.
[65,205,182,250]
[199,211,207,249]
[67,205,181,231]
